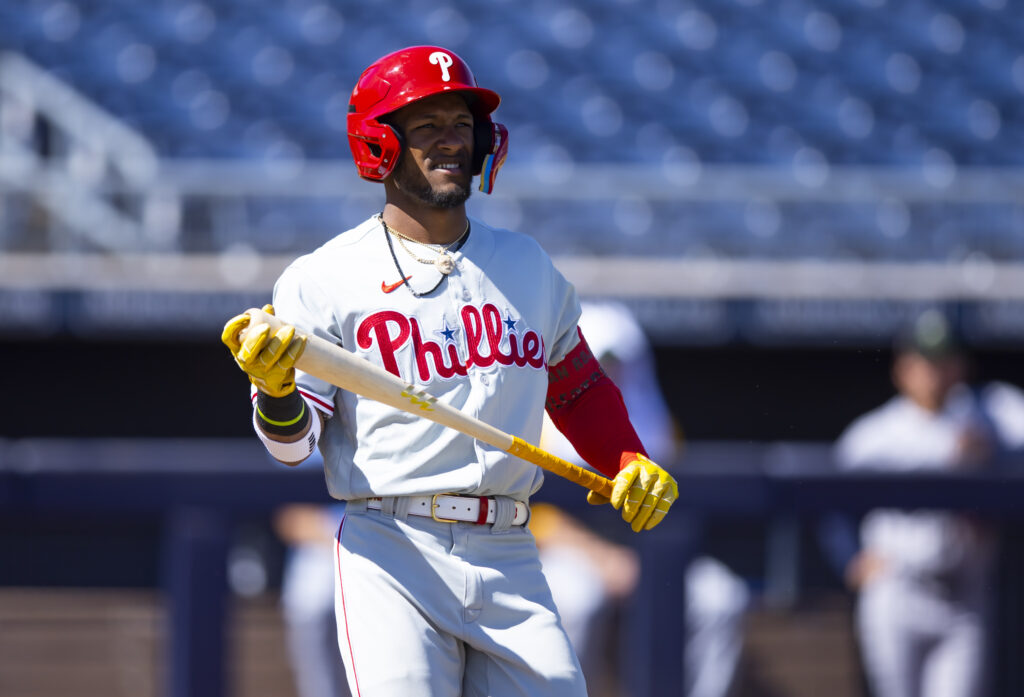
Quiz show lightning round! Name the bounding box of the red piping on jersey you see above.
[335,515,362,697]
[299,388,334,414]
[249,386,333,415]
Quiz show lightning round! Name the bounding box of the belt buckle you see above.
[430,493,460,523]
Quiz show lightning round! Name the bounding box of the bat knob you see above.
[239,305,280,340]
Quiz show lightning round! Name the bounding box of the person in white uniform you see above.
[221,45,678,697]
[834,309,1024,697]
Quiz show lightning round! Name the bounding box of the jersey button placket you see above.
[450,281,469,303]
[448,265,470,303]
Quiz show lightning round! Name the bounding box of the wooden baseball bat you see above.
[241,307,614,499]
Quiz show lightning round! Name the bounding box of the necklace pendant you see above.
[435,253,455,275]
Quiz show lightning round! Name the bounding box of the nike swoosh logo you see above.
[381,276,412,293]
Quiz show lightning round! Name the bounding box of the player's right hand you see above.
[221,304,307,397]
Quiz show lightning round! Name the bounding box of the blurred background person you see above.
[270,451,351,697]
[829,309,1024,697]
[536,300,749,697]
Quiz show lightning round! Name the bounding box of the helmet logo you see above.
[429,51,454,82]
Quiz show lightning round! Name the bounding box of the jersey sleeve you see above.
[834,416,884,471]
[834,426,865,471]
[271,264,340,418]
[982,381,1024,451]
[544,260,583,366]
[539,260,650,477]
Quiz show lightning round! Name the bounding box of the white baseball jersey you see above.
[272,214,582,502]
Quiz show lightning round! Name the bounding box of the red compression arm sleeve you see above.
[545,329,647,478]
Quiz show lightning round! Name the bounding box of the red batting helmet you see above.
[347,46,509,194]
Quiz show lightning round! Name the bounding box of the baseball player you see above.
[833,310,1024,697]
[221,46,678,696]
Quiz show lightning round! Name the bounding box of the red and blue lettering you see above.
[356,303,545,381]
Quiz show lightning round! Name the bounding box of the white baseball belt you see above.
[365,493,530,526]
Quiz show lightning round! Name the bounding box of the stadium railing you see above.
[2,437,1022,697]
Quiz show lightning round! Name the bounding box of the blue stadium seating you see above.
[1,0,1021,259]
[3,0,1021,166]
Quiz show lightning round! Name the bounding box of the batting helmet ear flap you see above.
[346,118,404,181]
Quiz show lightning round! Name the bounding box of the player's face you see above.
[893,352,965,412]
[387,93,475,209]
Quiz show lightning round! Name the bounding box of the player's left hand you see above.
[587,454,678,532]
[221,304,307,397]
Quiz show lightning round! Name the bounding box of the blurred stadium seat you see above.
[3,0,1023,165]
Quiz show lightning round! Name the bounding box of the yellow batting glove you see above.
[221,305,307,398]
[588,454,678,532]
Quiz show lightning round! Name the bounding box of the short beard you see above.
[422,185,472,209]
[392,158,472,209]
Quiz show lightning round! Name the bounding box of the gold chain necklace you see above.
[378,215,469,275]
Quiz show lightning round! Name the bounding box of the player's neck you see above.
[381,203,468,246]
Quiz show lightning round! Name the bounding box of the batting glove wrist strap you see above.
[255,390,309,437]
[253,404,321,465]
